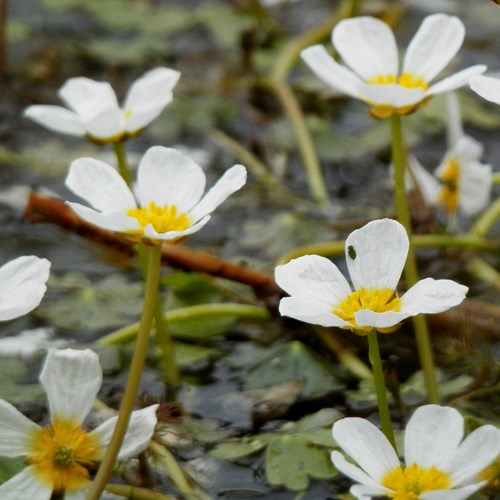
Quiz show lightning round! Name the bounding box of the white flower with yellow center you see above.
[331,404,500,499]
[65,146,247,244]
[0,256,50,321]
[24,67,180,143]
[274,219,467,334]
[0,348,158,499]
[301,14,486,118]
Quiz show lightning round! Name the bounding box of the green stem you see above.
[86,244,162,500]
[391,114,439,404]
[367,330,397,451]
[469,196,500,238]
[113,141,132,187]
[98,303,270,345]
[105,483,175,500]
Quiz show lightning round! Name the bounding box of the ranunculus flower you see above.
[275,219,467,334]
[0,256,50,321]
[301,14,486,118]
[331,404,500,499]
[0,348,158,499]
[65,146,247,244]
[24,67,180,143]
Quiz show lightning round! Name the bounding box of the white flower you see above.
[0,348,158,499]
[65,146,247,244]
[0,256,50,321]
[408,94,492,218]
[24,67,180,143]
[301,14,486,118]
[470,74,500,106]
[274,219,467,334]
[331,404,500,500]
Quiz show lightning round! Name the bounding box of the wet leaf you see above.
[211,440,268,460]
[172,342,216,368]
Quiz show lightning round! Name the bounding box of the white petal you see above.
[275,255,352,307]
[453,135,483,162]
[346,219,408,291]
[301,45,364,98]
[83,107,125,140]
[0,256,50,321]
[403,14,465,83]
[407,155,441,205]
[404,405,464,470]
[66,157,137,213]
[400,278,468,316]
[470,74,500,105]
[332,417,400,482]
[331,451,392,494]
[124,67,181,133]
[279,296,351,328]
[354,309,408,329]
[135,146,205,211]
[350,484,392,499]
[66,203,141,234]
[449,425,500,486]
[333,17,398,80]
[142,215,210,240]
[0,466,52,500]
[362,84,426,107]
[0,400,39,456]
[188,164,247,222]
[90,405,158,460]
[23,105,85,136]
[428,65,487,96]
[421,484,486,500]
[59,77,119,120]
[40,348,102,425]
[445,92,463,148]
[458,161,492,215]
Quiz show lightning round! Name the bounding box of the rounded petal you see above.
[0,400,39,457]
[345,219,408,291]
[333,17,398,80]
[453,135,483,162]
[124,67,181,133]
[83,107,125,140]
[91,405,158,460]
[404,405,464,470]
[0,256,50,321]
[458,161,492,215]
[59,77,119,120]
[67,202,141,234]
[421,484,486,500]
[362,84,426,107]
[403,14,465,83]
[135,146,205,211]
[40,348,102,425]
[66,157,137,213]
[188,164,247,222]
[279,296,351,328]
[449,425,500,486]
[301,45,364,98]
[275,255,352,307]
[0,465,52,500]
[470,74,500,105]
[400,278,468,316]
[354,309,408,329]
[428,65,487,96]
[23,105,85,136]
[331,451,392,495]
[332,417,400,482]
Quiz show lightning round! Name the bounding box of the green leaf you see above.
[0,457,25,484]
[265,435,336,490]
[172,342,216,368]
[211,440,268,460]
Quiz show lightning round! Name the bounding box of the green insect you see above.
[348,245,356,260]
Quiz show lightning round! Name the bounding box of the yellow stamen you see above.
[334,287,401,334]
[127,201,192,236]
[437,156,460,214]
[123,108,133,121]
[382,463,452,500]
[27,419,100,494]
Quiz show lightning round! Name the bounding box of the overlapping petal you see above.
[0,256,50,321]
[40,348,102,425]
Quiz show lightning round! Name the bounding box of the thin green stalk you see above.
[86,244,162,500]
[113,141,132,187]
[469,196,500,238]
[391,114,439,404]
[105,483,175,500]
[98,303,270,345]
[367,330,397,451]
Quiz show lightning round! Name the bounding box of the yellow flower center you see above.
[26,419,100,494]
[333,287,401,334]
[381,463,452,499]
[366,73,429,119]
[127,201,193,236]
[437,156,460,214]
